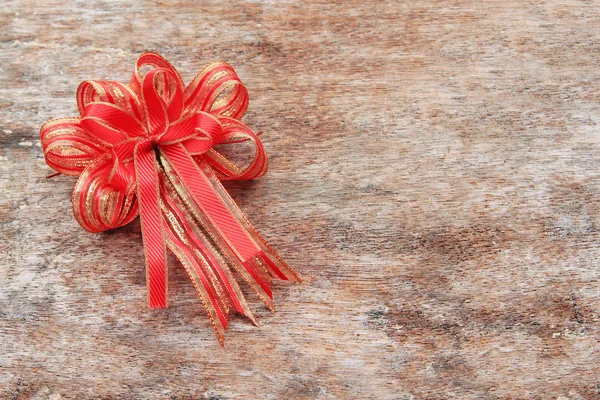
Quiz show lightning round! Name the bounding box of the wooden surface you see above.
[1,1,600,399]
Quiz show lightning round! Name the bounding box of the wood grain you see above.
[1,1,600,399]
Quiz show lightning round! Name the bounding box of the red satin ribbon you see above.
[41,53,300,343]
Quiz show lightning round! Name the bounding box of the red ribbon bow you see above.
[41,52,300,343]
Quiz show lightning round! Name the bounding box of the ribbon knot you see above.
[40,52,300,344]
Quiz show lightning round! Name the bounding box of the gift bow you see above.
[41,52,300,343]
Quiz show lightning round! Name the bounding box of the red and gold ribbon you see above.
[40,52,300,344]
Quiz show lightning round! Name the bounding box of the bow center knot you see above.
[148,133,164,145]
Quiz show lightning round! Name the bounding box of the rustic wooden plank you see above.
[1,0,600,398]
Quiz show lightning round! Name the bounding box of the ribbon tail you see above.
[161,183,258,322]
[195,155,301,284]
[134,142,168,308]
[160,174,262,344]
[159,144,299,312]
[158,144,271,309]
[162,224,229,345]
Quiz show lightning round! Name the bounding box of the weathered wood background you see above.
[1,1,600,399]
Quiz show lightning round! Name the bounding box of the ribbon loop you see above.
[184,61,249,119]
[141,68,184,137]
